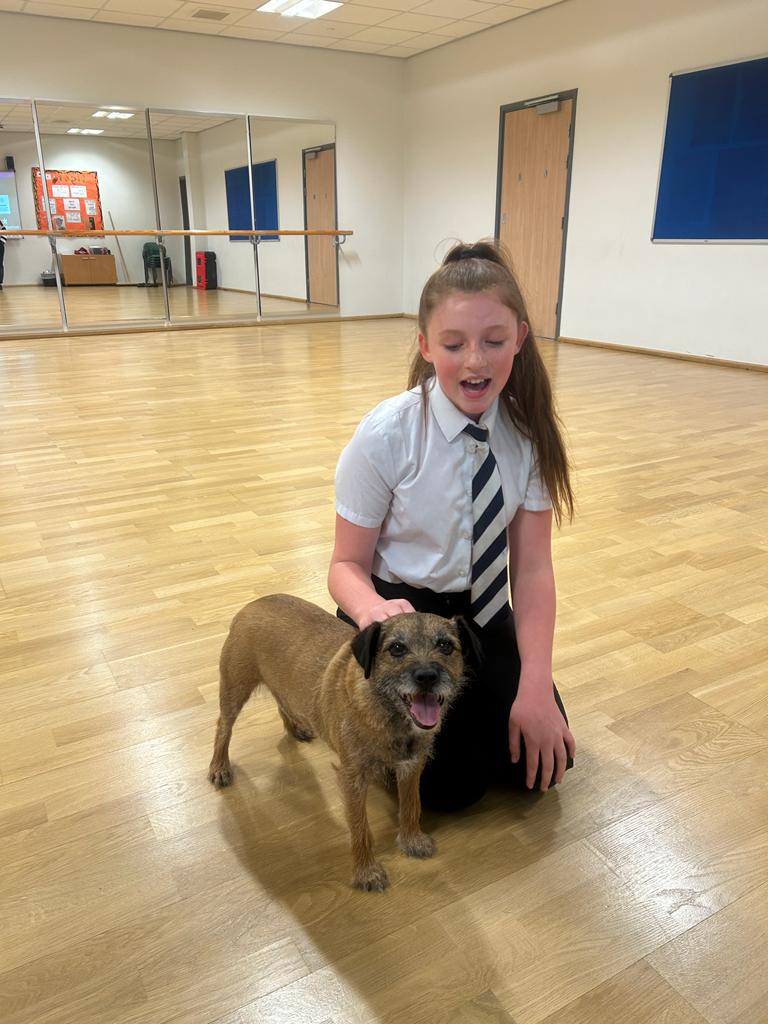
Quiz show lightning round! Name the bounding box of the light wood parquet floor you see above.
[1,318,767,1024]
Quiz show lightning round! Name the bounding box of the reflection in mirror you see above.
[249,116,338,319]
[35,100,166,329]
[150,109,256,324]
[0,98,64,334]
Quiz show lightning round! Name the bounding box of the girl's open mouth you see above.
[461,378,491,396]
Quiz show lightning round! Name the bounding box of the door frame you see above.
[302,142,339,305]
[178,175,192,287]
[494,89,578,339]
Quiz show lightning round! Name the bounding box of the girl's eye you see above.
[444,343,462,352]
[436,638,455,655]
[486,339,506,347]
[388,641,407,657]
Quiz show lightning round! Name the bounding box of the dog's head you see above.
[350,613,480,733]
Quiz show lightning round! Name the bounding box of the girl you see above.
[329,240,575,811]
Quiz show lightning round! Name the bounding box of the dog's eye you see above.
[436,638,455,655]
[387,641,407,657]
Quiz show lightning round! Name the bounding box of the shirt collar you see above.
[428,377,500,442]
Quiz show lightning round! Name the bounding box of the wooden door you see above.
[304,145,338,307]
[498,99,573,339]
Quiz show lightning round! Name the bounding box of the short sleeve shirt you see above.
[335,378,551,592]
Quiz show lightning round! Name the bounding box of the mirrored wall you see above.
[0,97,340,336]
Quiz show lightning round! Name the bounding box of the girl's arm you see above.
[507,507,576,790]
[328,515,415,629]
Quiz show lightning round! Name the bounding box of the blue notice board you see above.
[224,160,279,242]
[653,56,768,241]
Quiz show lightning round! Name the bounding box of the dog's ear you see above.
[454,616,483,671]
[351,621,382,680]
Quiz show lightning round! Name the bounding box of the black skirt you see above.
[337,576,571,811]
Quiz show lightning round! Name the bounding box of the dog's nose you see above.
[413,667,439,688]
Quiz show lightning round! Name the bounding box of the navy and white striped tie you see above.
[464,423,509,628]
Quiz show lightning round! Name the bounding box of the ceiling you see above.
[0,104,334,139]
[3,0,566,59]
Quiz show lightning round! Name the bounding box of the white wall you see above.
[0,11,404,316]
[404,0,768,365]
[1,130,183,285]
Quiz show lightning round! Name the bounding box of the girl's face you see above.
[418,290,528,421]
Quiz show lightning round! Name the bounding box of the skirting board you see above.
[0,312,407,343]
[558,335,767,374]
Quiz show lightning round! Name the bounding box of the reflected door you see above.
[303,145,338,307]
[497,98,573,340]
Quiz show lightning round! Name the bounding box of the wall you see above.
[404,0,768,365]
[1,129,183,286]
[0,11,404,316]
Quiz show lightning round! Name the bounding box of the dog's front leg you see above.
[396,760,435,858]
[337,765,389,891]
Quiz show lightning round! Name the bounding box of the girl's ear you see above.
[515,320,529,353]
[418,332,434,364]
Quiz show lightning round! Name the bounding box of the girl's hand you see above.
[357,599,416,630]
[508,688,576,791]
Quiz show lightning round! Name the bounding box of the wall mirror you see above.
[0,98,65,333]
[35,99,165,330]
[0,100,339,336]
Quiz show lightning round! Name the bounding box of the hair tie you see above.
[454,247,480,262]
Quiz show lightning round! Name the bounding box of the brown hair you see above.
[408,239,574,525]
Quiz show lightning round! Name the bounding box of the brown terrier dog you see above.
[208,594,476,891]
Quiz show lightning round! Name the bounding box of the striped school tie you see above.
[464,423,509,628]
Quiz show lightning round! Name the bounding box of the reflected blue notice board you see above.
[0,170,23,234]
[224,160,279,242]
[653,56,768,241]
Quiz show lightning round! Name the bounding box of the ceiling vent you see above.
[191,7,230,19]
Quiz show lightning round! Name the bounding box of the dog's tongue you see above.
[411,693,441,728]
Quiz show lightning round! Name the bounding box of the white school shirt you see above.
[335,378,551,593]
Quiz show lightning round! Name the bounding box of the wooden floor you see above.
[1,319,767,1024]
[0,284,335,332]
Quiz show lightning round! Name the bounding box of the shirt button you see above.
[462,531,470,540]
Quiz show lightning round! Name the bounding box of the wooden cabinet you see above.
[59,254,117,286]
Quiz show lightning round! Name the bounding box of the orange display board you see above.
[32,167,104,233]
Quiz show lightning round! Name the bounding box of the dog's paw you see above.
[352,862,390,892]
[208,764,233,788]
[397,831,435,858]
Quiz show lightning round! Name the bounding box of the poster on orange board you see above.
[32,167,104,233]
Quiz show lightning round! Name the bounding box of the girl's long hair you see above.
[408,239,574,526]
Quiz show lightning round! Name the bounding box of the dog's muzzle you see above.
[400,666,447,730]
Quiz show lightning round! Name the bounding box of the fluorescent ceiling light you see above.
[80,129,104,135]
[93,110,134,119]
[67,128,81,134]
[257,0,341,17]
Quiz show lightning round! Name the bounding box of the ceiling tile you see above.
[339,0,421,9]
[157,15,225,31]
[92,9,164,24]
[433,18,487,36]
[0,0,25,11]
[281,18,358,37]
[469,4,527,24]
[323,4,400,27]
[377,11,452,31]
[327,37,388,51]
[103,0,184,16]
[23,1,97,14]
[503,0,559,8]
[347,24,416,43]
[413,0,494,17]
[174,2,242,21]
[231,9,305,29]
[217,24,283,39]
